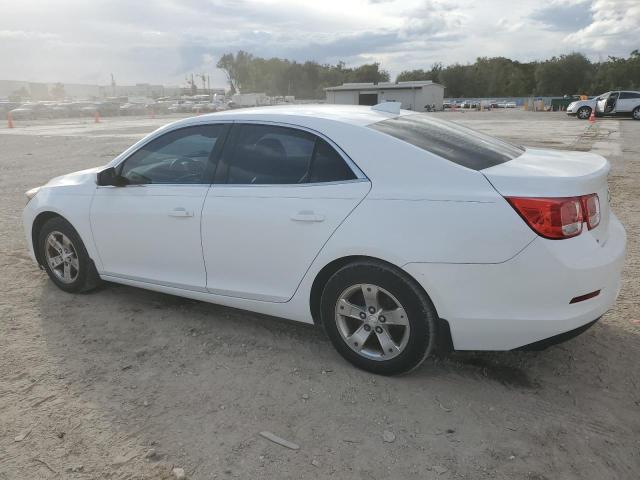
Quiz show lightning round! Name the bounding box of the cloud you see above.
[530,0,594,32]
[0,0,637,87]
[564,0,640,54]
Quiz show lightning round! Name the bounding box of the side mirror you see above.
[96,167,128,187]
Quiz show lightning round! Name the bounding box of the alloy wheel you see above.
[45,231,79,284]
[334,283,410,361]
[577,107,591,119]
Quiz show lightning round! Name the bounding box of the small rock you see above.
[144,448,157,459]
[433,465,448,475]
[311,458,321,467]
[172,467,186,479]
[121,364,132,371]
[382,430,396,443]
[14,427,32,442]
[509,455,516,460]
[143,400,149,407]
[301,393,310,400]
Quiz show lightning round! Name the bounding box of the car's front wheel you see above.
[633,107,640,121]
[320,261,437,375]
[576,106,592,119]
[38,217,101,293]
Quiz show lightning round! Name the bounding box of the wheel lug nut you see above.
[379,316,386,323]
[363,324,371,331]
[368,307,376,314]
[375,326,383,334]
[359,312,366,319]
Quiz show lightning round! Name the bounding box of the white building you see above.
[325,81,445,111]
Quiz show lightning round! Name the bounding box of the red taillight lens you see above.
[581,193,600,230]
[506,196,584,239]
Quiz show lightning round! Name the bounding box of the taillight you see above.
[506,195,601,239]
[581,193,600,230]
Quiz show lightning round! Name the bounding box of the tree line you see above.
[217,50,640,99]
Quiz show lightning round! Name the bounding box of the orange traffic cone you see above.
[588,110,595,123]
[94,111,101,123]
[7,112,14,128]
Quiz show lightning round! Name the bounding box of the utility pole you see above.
[110,73,116,97]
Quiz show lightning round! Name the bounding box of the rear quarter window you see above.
[369,114,524,170]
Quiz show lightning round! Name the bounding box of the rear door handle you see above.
[291,211,325,222]
[169,207,194,217]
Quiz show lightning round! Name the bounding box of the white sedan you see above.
[23,104,626,375]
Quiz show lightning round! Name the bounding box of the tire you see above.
[576,106,591,120]
[320,261,437,375]
[38,216,101,293]
[633,107,640,121]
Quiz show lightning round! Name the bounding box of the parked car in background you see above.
[23,104,625,375]
[9,103,53,120]
[119,103,147,116]
[567,91,640,120]
[192,102,217,113]
[49,103,74,118]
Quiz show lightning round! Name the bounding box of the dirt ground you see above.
[1,110,638,479]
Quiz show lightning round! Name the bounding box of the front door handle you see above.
[291,211,325,222]
[169,207,194,217]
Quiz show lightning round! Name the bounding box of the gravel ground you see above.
[1,110,638,479]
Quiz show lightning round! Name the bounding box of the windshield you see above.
[369,113,524,170]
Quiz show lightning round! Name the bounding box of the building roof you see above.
[325,80,444,91]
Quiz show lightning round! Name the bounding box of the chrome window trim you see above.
[210,178,370,189]
[106,118,369,187]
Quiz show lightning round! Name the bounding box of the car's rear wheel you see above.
[38,217,101,293]
[577,106,591,120]
[320,261,437,375]
[633,107,640,121]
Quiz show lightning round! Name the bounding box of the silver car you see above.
[567,91,640,120]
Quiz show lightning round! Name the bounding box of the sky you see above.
[0,0,638,88]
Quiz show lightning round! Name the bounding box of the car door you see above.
[601,91,620,114]
[201,122,370,302]
[91,123,230,290]
[596,93,610,114]
[617,91,640,113]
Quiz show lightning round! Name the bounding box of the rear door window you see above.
[225,124,357,184]
[369,114,524,170]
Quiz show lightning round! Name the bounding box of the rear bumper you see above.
[404,214,626,350]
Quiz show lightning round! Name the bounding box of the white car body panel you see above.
[22,105,626,351]
[91,184,210,290]
[202,181,371,302]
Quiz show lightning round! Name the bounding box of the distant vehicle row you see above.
[0,99,232,120]
[443,101,517,109]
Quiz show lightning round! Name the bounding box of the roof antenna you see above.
[371,101,401,115]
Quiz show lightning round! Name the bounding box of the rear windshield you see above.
[369,114,524,170]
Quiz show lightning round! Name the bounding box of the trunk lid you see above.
[482,148,611,244]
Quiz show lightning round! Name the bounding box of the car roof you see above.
[169,104,413,130]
